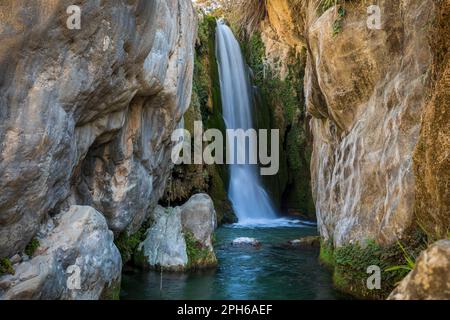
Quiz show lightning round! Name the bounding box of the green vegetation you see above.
[316,1,349,37]
[319,240,335,269]
[25,238,40,257]
[115,219,153,265]
[320,228,429,299]
[332,6,346,37]
[0,257,15,276]
[184,231,217,270]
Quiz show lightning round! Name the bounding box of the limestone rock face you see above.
[264,0,443,246]
[0,0,196,257]
[137,194,217,271]
[180,193,217,251]
[0,206,122,300]
[137,205,188,271]
[388,240,450,300]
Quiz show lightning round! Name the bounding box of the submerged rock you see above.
[388,240,450,300]
[232,238,261,247]
[285,236,320,249]
[136,194,217,271]
[0,206,122,300]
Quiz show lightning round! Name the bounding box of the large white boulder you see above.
[0,206,122,300]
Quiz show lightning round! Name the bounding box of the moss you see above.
[239,31,315,219]
[208,165,237,224]
[0,257,15,276]
[184,231,217,270]
[319,240,335,270]
[115,219,152,265]
[24,238,40,257]
[319,230,427,299]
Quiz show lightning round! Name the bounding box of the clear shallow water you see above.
[120,222,344,300]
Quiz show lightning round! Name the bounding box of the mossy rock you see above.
[184,231,217,270]
[319,231,428,299]
[114,219,152,265]
[24,238,40,257]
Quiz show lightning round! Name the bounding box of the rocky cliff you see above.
[0,0,196,299]
[261,0,448,246]
[254,0,449,298]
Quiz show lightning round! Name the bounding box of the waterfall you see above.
[215,22,277,223]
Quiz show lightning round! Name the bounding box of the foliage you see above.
[320,227,431,299]
[332,6,346,37]
[0,257,15,276]
[385,241,416,273]
[25,238,40,257]
[385,224,433,274]
[320,239,414,299]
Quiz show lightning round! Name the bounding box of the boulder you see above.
[0,206,122,300]
[388,240,450,300]
[180,194,217,250]
[136,206,188,271]
[136,194,217,271]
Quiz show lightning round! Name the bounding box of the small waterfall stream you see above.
[215,22,277,224]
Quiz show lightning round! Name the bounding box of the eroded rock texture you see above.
[0,206,122,300]
[263,0,447,246]
[0,0,196,259]
[388,240,450,300]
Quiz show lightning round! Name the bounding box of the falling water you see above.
[215,22,277,224]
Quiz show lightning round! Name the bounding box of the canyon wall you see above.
[262,0,448,246]
[0,0,196,298]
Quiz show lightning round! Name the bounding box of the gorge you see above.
[0,0,449,300]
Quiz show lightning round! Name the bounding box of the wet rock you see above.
[388,240,450,300]
[0,206,122,300]
[232,237,261,247]
[285,236,320,249]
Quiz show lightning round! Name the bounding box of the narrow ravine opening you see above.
[120,18,339,300]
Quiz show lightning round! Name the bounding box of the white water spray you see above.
[215,22,278,224]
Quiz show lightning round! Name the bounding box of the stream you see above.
[120,220,344,300]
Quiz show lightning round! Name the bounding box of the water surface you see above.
[121,222,344,300]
